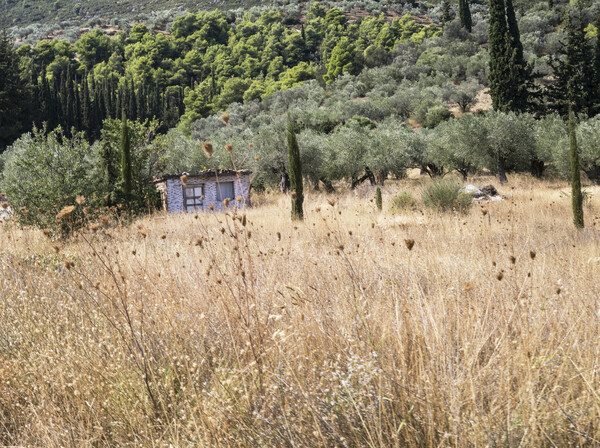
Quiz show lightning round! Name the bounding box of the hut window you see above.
[216,182,235,202]
[183,185,204,211]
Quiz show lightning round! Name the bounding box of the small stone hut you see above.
[154,169,251,213]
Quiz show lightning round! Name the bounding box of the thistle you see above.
[202,142,214,157]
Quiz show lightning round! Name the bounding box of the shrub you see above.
[422,178,472,212]
[0,126,99,231]
[424,105,453,129]
[391,191,417,211]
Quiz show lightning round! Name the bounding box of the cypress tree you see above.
[73,76,81,131]
[121,110,133,199]
[81,73,91,136]
[65,65,74,132]
[459,0,472,32]
[488,0,510,112]
[593,20,600,115]
[287,113,304,221]
[549,10,595,116]
[569,107,584,229]
[39,71,52,127]
[441,1,452,26]
[375,186,382,211]
[505,0,532,112]
[0,29,28,151]
[488,0,510,183]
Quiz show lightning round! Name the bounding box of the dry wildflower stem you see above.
[0,175,600,447]
[202,142,214,157]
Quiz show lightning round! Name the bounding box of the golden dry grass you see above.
[1,176,600,447]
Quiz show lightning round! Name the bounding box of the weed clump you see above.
[422,179,472,213]
[391,191,417,211]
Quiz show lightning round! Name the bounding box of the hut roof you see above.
[153,169,251,184]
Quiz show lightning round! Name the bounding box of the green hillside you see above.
[0,0,263,25]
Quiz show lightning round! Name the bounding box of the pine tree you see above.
[287,114,304,221]
[569,107,584,229]
[121,111,133,199]
[459,0,472,32]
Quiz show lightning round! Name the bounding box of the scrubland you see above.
[1,176,600,447]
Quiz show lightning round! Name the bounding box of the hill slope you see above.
[1,0,262,26]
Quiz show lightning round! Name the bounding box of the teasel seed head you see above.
[202,142,214,157]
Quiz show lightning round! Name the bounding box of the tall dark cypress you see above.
[65,65,74,132]
[0,30,28,151]
[81,72,91,135]
[593,21,600,116]
[128,80,136,120]
[459,0,472,32]
[121,110,133,199]
[287,113,304,221]
[549,13,595,116]
[73,76,81,131]
[569,107,584,229]
[505,0,532,112]
[441,1,452,27]
[39,71,52,128]
[488,0,510,183]
[488,0,510,112]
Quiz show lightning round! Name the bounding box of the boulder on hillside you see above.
[459,184,485,198]
[459,184,502,202]
[480,185,498,196]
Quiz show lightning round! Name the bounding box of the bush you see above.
[0,127,100,231]
[422,179,472,213]
[424,106,453,129]
[391,191,417,211]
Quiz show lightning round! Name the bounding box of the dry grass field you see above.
[1,175,600,447]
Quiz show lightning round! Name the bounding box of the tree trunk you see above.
[279,172,290,194]
[351,166,376,189]
[497,156,508,184]
[530,158,545,179]
[584,166,600,185]
[320,178,335,193]
[422,163,444,178]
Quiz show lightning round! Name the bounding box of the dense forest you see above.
[1,0,600,229]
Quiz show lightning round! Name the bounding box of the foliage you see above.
[0,126,97,230]
[0,31,29,152]
[422,178,470,212]
[391,191,417,211]
[0,117,162,232]
[375,186,382,210]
